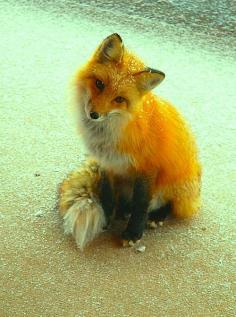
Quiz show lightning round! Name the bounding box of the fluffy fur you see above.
[60,33,202,247]
[59,160,106,249]
[75,34,201,216]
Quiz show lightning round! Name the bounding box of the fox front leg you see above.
[115,176,133,220]
[99,171,115,227]
[122,176,150,246]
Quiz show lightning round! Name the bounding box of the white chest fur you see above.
[80,113,133,174]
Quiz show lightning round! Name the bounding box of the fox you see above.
[59,33,201,249]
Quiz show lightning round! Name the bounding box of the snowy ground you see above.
[0,1,235,316]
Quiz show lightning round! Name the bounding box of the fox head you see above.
[76,33,165,121]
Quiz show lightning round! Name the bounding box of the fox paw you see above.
[122,239,146,253]
[122,239,141,247]
[121,229,143,246]
[147,220,164,229]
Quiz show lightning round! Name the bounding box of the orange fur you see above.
[75,34,202,219]
[76,49,146,115]
[118,93,201,184]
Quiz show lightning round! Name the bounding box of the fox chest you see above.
[83,122,132,173]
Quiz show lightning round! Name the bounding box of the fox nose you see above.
[90,112,100,120]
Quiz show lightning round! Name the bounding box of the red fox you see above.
[59,33,201,249]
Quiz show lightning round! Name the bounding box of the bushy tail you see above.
[59,160,106,249]
[63,198,106,249]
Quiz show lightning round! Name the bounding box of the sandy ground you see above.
[0,1,235,316]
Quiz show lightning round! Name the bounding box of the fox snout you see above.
[84,102,102,120]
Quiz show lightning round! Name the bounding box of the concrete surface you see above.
[0,1,235,316]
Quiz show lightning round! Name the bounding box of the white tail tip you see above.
[63,197,106,250]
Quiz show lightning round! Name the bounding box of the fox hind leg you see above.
[147,202,171,228]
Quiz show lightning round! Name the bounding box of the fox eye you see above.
[95,79,105,91]
[114,96,126,103]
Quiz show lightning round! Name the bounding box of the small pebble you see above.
[35,210,44,217]
[135,245,146,253]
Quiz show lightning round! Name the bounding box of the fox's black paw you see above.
[121,229,143,247]
[147,220,164,229]
[122,239,141,247]
[147,202,171,228]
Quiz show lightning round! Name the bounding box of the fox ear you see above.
[96,33,124,63]
[134,68,165,92]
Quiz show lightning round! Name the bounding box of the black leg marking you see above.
[99,171,115,225]
[122,176,150,242]
[148,202,171,223]
[115,194,132,220]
